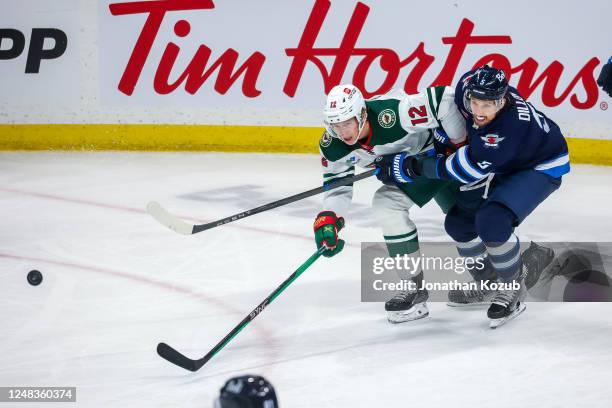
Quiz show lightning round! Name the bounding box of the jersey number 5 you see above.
[408,105,428,125]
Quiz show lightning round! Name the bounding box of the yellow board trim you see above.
[0,124,321,153]
[0,124,611,165]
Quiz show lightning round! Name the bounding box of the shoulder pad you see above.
[319,131,358,162]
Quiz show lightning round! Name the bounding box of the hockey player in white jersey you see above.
[313,84,466,323]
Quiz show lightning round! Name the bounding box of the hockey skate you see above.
[447,257,497,307]
[488,278,527,329]
[447,285,497,307]
[521,241,555,289]
[385,287,429,324]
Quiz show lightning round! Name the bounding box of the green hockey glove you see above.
[313,211,345,257]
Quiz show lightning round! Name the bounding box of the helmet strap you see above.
[357,107,368,136]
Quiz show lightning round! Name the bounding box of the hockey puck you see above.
[27,270,43,286]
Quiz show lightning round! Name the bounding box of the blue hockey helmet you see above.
[463,65,508,112]
[215,375,278,408]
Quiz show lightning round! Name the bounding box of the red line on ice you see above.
[0,186,342,245]
[0,252,277,361]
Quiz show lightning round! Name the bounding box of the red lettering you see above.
[284,0,360,96]
[431,20,512,87]
[153,20,265,96]
[284,0,435,97]
[285,0,598,109]
[109,0,264,97]
[108,0,600,109]
[284,1,516,98]
[109,0,215,95]
[473,54,601,109]
[401,43,435,94]
[567,59,600,109]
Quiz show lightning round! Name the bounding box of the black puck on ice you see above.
[27,270,43,286]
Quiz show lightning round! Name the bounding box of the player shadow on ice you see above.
[179,184,377,227]
[528,243,612,302]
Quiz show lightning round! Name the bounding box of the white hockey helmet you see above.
[323,84,367,139]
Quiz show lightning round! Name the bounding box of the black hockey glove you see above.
[433,128,453,156]
[433,128,467,156]
[374,153,422,185]
[597,57,612,97]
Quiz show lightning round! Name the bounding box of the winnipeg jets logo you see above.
[481,133,505,148]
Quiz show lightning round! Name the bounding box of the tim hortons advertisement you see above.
[99,0,609,121]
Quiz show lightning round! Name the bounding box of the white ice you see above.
[1,152,612,408]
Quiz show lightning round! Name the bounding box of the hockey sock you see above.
[486,233,521,282]
[456,238,495,281]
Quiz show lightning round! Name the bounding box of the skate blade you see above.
[387,303,429,324]
[447,301,491,308]
[489,303,527,329]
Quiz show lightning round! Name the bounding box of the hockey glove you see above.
[374,153,422,185]
[597,57,612,97]
[433,128,467,156]
[313,211,345,257]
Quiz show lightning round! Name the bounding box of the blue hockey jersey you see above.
[430,71,570,184]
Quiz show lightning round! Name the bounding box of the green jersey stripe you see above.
[383,230,418,242]
[434,86,445,108]
[323,173,354,188]
[426,88,439,126]
[323,168,355,181]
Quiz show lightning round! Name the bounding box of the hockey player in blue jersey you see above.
[375,65,569,328]
[598,57,612,97]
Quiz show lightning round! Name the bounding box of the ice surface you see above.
[1,152,611,407]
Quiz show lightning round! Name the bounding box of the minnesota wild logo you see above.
[378,109,396,128]
[320,132,332,147]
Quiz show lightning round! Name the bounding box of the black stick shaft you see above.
[192,168,377,233]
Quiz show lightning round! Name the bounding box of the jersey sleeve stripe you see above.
[534,153,570,170]
[323,167,355,181]
[426,87,439,119]
[434,86,445,107]
[456,146,488,180]
[534,153,570,177]
[323,173,355,188]
[445,152,471,183]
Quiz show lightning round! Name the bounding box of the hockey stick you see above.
[157,247,326,372]
[147,168,378,235]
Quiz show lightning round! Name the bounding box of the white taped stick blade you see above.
[146,201,194,235]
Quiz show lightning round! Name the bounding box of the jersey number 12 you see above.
[408,105,428,125]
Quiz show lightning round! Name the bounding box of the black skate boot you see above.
[447,257,497,307]
[487,277,527,329]
[521,241,555,289]
[385,273,429,323]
